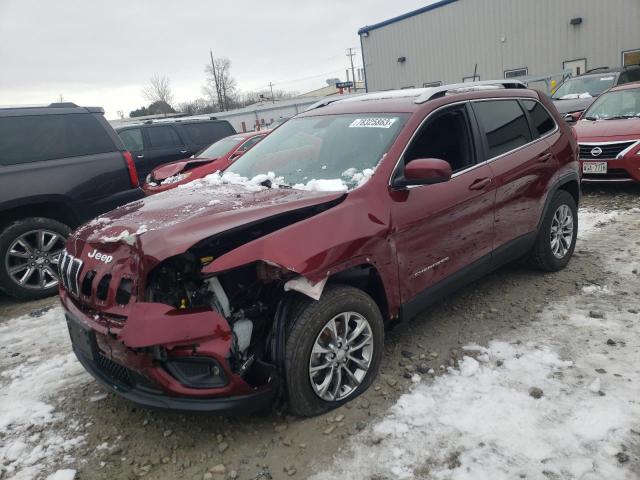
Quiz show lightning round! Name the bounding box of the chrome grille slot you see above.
[96,274,112,301]
[579,141,637,160]
[60,251,83,296]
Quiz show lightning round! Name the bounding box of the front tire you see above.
[0,217,70,300]
[529,190,578,271]
[285,285,384,417]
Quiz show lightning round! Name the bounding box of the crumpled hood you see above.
[552,97,595,115]
[70,181,345,261]
[574,118,640,141]
[150,157,216,181]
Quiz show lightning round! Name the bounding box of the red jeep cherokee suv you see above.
[60,81,579,416]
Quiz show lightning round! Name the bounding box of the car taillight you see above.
[122,151,139,188]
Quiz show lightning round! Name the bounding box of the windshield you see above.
[552,74,617,100]
[196,135,243,158]
[582,88,640,120]
[226,113,408,190]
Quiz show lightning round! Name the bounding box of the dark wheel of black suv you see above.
[285,285,384,417]
[530,190,578,271]
[0,217,70,300]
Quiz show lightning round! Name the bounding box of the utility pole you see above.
[268,82,275,104]
[346,48,357,89]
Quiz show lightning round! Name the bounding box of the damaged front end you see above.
[61,193,341,413]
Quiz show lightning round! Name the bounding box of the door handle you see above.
[537,152,552,163]
[136,154,144,159]
[469,177,492,191]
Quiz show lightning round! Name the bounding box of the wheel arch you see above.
[0,198,79,231]
[326,262,391,322]
[537,172,580,233]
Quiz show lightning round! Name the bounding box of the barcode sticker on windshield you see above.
[349,118,398,129]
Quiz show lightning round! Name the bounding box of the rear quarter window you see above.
[522,100,556,137]
[472,100,532,158]
[147,125,183,148]
[182,121,235,145]
[0,113,116,165]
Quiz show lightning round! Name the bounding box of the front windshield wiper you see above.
[602,115,640,120]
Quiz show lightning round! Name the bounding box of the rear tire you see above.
[529,190,577,272]
[285,284,384,417]
[0,217,70,300]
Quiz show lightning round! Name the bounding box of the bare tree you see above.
[142,74,174,106]
[203,57,237,111]
[177,98,217,115]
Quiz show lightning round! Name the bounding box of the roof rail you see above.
[48,102,78,108]
[303,93,364,112]
[414,80,526,104]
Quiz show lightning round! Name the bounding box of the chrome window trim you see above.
[389,97,559,188]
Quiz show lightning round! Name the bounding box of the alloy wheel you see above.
[308,311,374,402]
[4,229,65,290]
[550,204,574,259]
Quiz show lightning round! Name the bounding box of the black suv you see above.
[115,118,236,178]
[0,103,144,300]
[552,65,640,119]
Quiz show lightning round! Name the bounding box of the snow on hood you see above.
[71,171,347,257]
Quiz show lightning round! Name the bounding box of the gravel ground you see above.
[1,183,638,480]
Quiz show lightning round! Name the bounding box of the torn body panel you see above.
[202,191,401,318]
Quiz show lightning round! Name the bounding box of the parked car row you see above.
[3,76,638,416]
[552,64,640,120]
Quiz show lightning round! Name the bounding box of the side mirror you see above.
[395,158,452,188]
[563,113,578,124]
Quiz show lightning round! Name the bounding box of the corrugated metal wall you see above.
[360,0,640,91]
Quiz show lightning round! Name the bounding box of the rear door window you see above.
[0,113,116,165]
[182,122,235,145]
[472,100,532,158]
[522,100,556,137]
[118,128,144,152]
[147,125,183,149]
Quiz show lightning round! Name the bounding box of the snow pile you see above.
[341,167,375,187]
[86,216,111,227]
[160,172,188,185]
[190,170,283,192]
[100,224,148,245]
[183,168,375,194]
[0,307,89,479]
[293,178,348,192]
[314,209,640,480]
[46,469,77,480]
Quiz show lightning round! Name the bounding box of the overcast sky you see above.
[0,0,434,119]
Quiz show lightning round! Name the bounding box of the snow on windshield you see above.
[181,165,379,194]
[224,114,406,189]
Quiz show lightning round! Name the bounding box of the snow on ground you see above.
[0,306,89,479]
[314,208,640,480]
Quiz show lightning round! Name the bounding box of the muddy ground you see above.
[1,183,639,480]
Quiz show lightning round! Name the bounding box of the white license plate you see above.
[583,162,607,174]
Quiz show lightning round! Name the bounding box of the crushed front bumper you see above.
[72,345,279,413]
[61,291,279,414]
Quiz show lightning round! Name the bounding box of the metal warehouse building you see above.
[358,0,640,92]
